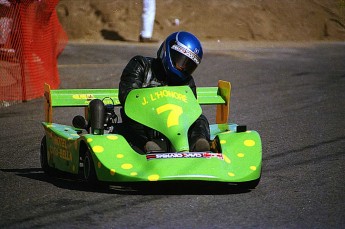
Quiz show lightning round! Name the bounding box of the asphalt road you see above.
[0,41,344,228]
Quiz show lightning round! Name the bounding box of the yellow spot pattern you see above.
[148,174,159,181]
[223,154,231,164]
[228,172,235,177]
[250,166,257,171]
[237,153,245,158]
[121,163,133,170]
[93,145,104,153]
[244,139,255,147]
[116,154,124,159]
[88,131,259,182]
[107,135,118,140]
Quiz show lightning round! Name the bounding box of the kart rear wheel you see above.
[83,149,98,185]
[40,136,54,175]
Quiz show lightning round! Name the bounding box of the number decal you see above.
[156,104,183,128]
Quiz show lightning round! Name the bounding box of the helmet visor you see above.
[170,44,200,75]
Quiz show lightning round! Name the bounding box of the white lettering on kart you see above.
[146,152,223,160]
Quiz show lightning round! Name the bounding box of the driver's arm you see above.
[119,56,149,104]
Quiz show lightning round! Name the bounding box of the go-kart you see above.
[40,80,262,189]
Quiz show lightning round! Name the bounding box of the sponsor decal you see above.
[171,44,200,65]
[72,94,95,101]
[47,134,72,161]
[146,152,223,160]
[141,89,187,105]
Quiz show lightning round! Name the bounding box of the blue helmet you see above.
[157,31,203,82]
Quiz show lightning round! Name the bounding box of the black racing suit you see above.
[119,55,210,152]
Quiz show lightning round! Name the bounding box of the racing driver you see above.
[119,31,210,153]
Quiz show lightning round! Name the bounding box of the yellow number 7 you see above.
[156,104,183,128]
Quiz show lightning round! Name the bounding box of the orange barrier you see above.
[0,0,67,104]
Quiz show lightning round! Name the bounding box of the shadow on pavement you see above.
[1,167,253,195]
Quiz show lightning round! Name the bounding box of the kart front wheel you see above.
[236,176,261,190]
[83,149,98,185]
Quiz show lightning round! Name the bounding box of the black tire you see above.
[236,176,261,190]
[40,136,54,175]
[83,149,98,185]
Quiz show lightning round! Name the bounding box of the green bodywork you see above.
[42,84,262,183]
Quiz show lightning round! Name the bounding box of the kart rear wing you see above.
[44,80,231,124]
[44,84,120,123]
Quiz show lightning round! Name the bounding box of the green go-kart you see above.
[40,80,262,189]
